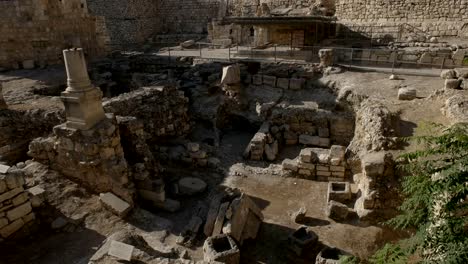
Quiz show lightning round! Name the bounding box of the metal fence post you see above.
[274,44,277,62]
[168,46,171,63]
[199,44,202,58]
[228,47,231,61]
[441,57,446,70]
[392,51,397,74]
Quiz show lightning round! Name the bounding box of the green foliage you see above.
[370,123,468,264]
[339,255,361,264]
[369,243,408,264]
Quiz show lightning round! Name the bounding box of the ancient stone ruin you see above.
[0,0,467,263]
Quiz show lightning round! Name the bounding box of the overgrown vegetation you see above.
[370,123,468,264]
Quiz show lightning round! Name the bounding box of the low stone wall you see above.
[28,115,134,203]
[282,145,347,181]
[0,109,64,165]
[103,86,191,142]
[0,167,35,240]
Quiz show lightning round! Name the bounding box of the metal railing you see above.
[156,43,467,75]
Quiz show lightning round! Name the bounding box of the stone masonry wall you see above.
[87,0,220,48]
[103,86,191,143]
[0,0,108,69]
[0,168,35,240]
[335,0,468,38]
[28,115,134,203]
[0,109,64,165]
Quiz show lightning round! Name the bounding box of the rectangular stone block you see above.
[276,78,289,89]
[7,202,32,222]
[0,187,24,203]
[298,162,315,170]
[299,148,312,163]
[252,75,262,85]
[299,135,320,146]
[289,78,305,90]
[0,164,10,174]
[99,192,131,217]
[282,159,298,172]
[330,166,345,172]
[0,217,8,229]
[12,192,29,206]
[108,240,134,261]
[298,169,312,176]
[317,171,331,177]
[0,218,24,238]
[332,171,345,177]
[262,75,277,87]
[318,127,329,138]
[317,165,329,171]
[318,138,330,148]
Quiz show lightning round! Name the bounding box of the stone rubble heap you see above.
[441,68,468,90]
[0,165,35,240]
[282,145,347,182]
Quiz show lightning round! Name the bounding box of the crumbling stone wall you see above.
[335,0,468,38]
[0,169,35,240]
[28,115,134,203]
[103,86,191,142]
[0,0,108,69]
[228,0,334,16]
[0,109,64,165]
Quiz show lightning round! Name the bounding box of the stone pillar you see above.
[61,48,105,130]
[221,64,241,97]
[0,83,7,109]
[318,49,334,67]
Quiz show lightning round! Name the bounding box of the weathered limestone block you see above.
[108,240,134,261]
[445,79,461,89]
[60,48,105,130]
[264,140,278,161]
[326,200,349,221]
[362,152,386,177]
[398,88,417,100]
[0,83,7,109]
[221,64,241,96]
[289,78,305,90]
[99,192,132,217]
[440,69,457,79]
[327,182,351,203]
[282,159,298,172]
[203,234,240,264]
[262,75,276,87]
[252,75,262,85]
[276,78,289,89]
[288,227,318,256]
[0,218,24,238]
[319,49,334,67]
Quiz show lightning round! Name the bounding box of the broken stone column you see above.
[0,83,7,109]
[221,64,241,97]
[61,48,105,130]
[318,49,334,67]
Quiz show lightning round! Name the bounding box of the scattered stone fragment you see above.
[108,240,135,261]
[326,201,350,221]
[99,192,132,217]
[445,78,461,89]
[291,207,307,223]
[398,87,417,100]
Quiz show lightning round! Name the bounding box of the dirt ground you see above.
[0,65,457,263]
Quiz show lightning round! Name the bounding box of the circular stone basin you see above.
[178,177,207,195]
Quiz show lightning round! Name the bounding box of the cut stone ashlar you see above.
[327,182,351,203]
[203,234,240,264]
